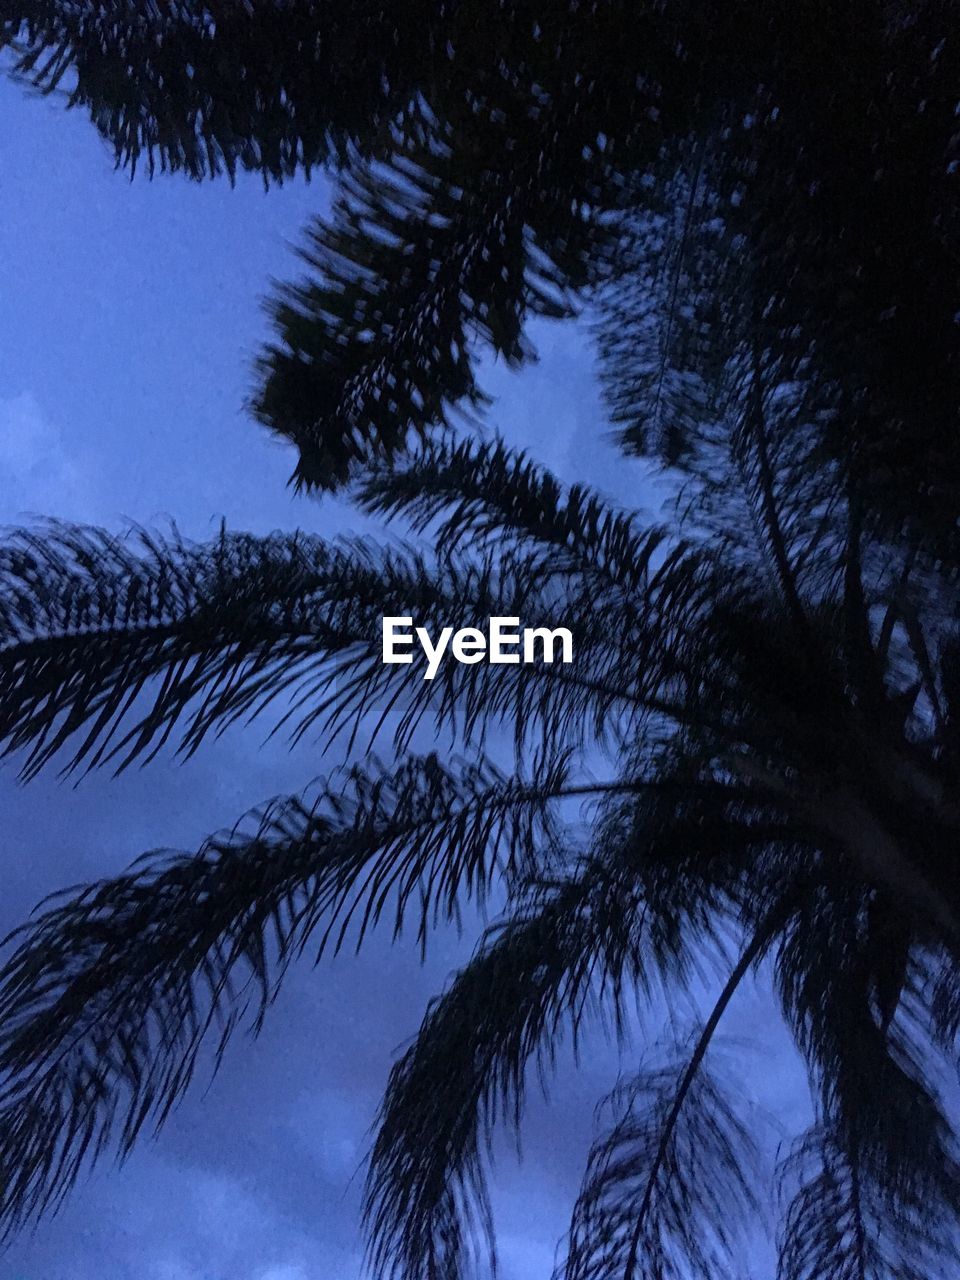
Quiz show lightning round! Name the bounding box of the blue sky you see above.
[0,73,806,1280]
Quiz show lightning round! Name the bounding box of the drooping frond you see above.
[0,521,381,777]
[556,898,800,1280]
[0,521,677,777]
[0,515,762,781]
[778,1123,960,1280]
[253,103,602,489]
[597,200,854,622]
[364,850,651,1280]
[595,148,735,469]
[364,763,809,1280]
[774,878,960,1226]
[561,1049,762,1280]
[0,749,588,1237]
[1,0,436,180]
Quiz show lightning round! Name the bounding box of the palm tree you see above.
[3,4,960,1276]
[1,352,960,1277]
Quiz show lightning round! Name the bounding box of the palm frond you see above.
[0,521,357,777]
[778,1123,960,1280]
[254,110,593,489]
[364,849,651,1280]
[0,521,667,777]
[0,749,587,1237]
[557,896,798,1280]
[775,880,960,1210]
[364,765,805,1280]
[359,434,672,595]
[0,516,755,780]
[1,0,433,180]
[561,1050,762,1280]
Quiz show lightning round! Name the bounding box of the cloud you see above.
[0,391,95,523]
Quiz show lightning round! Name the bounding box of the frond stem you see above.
[622,906,788,1280]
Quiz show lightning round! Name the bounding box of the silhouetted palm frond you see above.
[254,111,598,488]
[561,1051,762,1280]
[0,748,595,1236]
[0,509,750,780]
[2,0,435,180]
[365,852,644,1280]
[778,1122,960,1280]
[359,434,672,593]
[364,763,784,1280]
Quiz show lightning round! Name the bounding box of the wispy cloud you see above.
[0,391,95,523]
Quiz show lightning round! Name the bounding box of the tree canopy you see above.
[2,3,960,1278]
[5,2,959,552]
[0,408,959,1275]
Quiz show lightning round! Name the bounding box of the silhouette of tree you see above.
[2,3,960,1277]
[5,2,959,552]
[1,389,960,1275]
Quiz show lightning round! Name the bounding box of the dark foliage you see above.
[3,3,960,1277]
[6,2,959,540]
[0,394,959,1273]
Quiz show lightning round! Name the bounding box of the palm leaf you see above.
[0,515,743,778]
[778,1123,960,1280]
[0,748,589,1236]
[358,434,672,594]
[364,850,649,1280]
[561,1051,762,1280]
[253,113,596,489]
[2,0,436,180]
